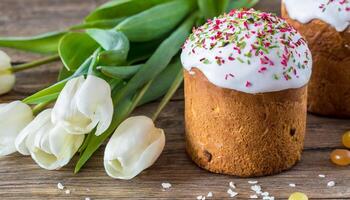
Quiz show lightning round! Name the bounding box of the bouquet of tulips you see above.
[0,0,258,179]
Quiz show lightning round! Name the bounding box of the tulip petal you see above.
[0,50,15,95]
[0,50,11,68]
[30,148,62,170]
[0,73,15,95]
[29,125,84,170]
[104,116,155,162]
[49,125,84,168]
[52,75,113,136]
[17,109,84,170]
[52,76,92,134]
[76,75,113,136]
[105,129,165,180]
[104,116,166,180]
[0,101,33,156]
[129,129,165,178]
[15,109,50,155]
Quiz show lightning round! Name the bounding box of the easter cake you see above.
[181,9,312,177]
[283,0,350,117]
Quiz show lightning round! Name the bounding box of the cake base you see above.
[282,4,350,118]
[184,69,307,177]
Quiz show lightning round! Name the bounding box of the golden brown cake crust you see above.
[282,4,350,118]
[184,69,307,177]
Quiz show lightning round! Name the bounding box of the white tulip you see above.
[0,101,33,156]
[52,75,113,136]
[104,116,165,180]
[0,50,15,95]
[15,109,84,170]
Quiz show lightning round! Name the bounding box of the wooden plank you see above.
[0,101,349,199]
[0,150,348,200]
[0,0,349,199]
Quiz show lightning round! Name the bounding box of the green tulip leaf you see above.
[57,67,72,81]
[216,0,230,14]
[197,0,217,19]
[127,39,163,64]
[23,81,66,104]
[98,50,127,66]
[86,29,130,66]
[85,0,172,22]
[99,65,142,79]
[227,0,260,11]
[139,57,182,106]
[70,18,126,30]
[115,13,197,103]
[86,29,129,52]
[59,32,99,71]
[151,60,183,121]
[0,31,66,54]
[116,0,195,42]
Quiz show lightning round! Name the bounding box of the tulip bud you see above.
[0,50,15,95]
[52,75,113,136]
[15,109,84,170]
[0,101,33,156]
[104,116,165,180]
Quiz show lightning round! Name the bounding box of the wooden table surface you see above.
[0,0,349,199]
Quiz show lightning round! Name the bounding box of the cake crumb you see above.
[229,181,236,189]
[197,195,206,200]
[248,180,258,184]
[261,192,269,196]
[289,183,296,187]
[318,174,326,178]
[327,181,335,187]
[161,182,172,190]
[207,192,213,197]
[65,190,70,195]
[250,194,258,199]
[57,182,64,190]
[251,185,262,193]
[227,188,238,198]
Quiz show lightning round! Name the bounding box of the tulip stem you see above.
[12,54,60,73]
[126,79,155,117]
[32,101,52,116]
[78,132,93,153]
[152,70,183,121]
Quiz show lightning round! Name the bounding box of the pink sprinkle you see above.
[258,67,267,73]
[260,57,269,65]
[246,81,252,87]
[243,21,249,29]
[228,56,235,61]
[225,73,235,80]
[233,47,241,54]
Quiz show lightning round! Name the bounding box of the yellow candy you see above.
[343,131,350,148]
[289,192,308,200]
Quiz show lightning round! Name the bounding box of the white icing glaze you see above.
[181,9,312,94]
[283,0,350,32]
